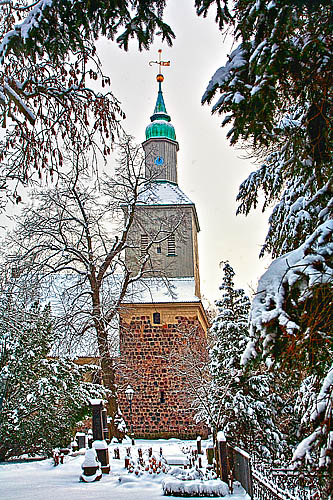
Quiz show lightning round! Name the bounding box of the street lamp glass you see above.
[125,384,134,402]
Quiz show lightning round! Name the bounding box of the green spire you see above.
[151,81,170,121]
[145,78,176,141]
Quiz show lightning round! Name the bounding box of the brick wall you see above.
[117,305,209,439]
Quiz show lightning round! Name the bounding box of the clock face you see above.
[154,156,164,166]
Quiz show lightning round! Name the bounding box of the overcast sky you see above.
[97,1,271,303]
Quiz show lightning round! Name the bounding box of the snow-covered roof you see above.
[138,181,194,206]
[123,277,200,304]
[137,181,200,231]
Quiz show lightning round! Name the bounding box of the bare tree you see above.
[0,1,174,204]
[167,324,214,428]
[4,136,184,436]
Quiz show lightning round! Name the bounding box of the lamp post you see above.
[125,384,135,445]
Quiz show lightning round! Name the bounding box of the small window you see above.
[156,246,161,254]
[153,312,161,324]
[141,234,148,256]
[160,390,165,403]
[167,234,176,256]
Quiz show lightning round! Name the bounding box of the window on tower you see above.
[153,312,161,324]
[140,234,149,256]
[167,234,176,256]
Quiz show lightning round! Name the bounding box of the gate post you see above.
[216,431,228,484]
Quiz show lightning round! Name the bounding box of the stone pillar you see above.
[90,399,104,441]
[76,432,86,450]
[90,399,110,474]
[197,436,202,455]
[93,440,110,474]
[102,408,109,442]
[87,429,93,449]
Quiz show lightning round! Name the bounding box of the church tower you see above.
[118,54,209,439]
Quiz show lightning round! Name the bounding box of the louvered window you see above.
[167,234,176,256]
[141,234,148,256]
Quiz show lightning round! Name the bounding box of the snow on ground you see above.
[0,438,251,500]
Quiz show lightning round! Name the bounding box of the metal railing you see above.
[213,434,322,500]
[252,463,321,500]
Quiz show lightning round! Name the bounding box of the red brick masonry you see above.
[117,305,209,439]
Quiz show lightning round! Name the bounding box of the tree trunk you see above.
[94,314,124,440]
[100,353,124,440]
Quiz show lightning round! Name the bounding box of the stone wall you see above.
[117,303,209,439]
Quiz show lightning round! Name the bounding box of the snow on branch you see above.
[201,43,247,106]
[0,0,55,61]
[310,365,333,424]
[292,365,332,469]
[2,82,36,124]
[242,219,332,365]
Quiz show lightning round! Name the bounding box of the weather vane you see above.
[149,49,170,82]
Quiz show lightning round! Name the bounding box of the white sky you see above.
[97,1,271,303]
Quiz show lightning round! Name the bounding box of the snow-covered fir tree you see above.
[200,0,332,490]
[0,298,108,461]
[210,261,250,401]
[209,262,283,459]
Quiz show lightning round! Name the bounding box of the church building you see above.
[117,58,209,439]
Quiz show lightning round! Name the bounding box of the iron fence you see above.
[252,462,321,500]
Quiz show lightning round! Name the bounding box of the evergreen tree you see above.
[209,262,283,459]
[210,262,250,398]
[199,0,332,484]
[199,0,332,271]
[0,298,107,461]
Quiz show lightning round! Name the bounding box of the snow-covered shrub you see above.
[0,300,108,461]
[162,476,229,497]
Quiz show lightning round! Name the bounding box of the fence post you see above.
[206,447,215,466]
[232,446,253,498]
[197,436,202,455]
[216,431,228,484]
